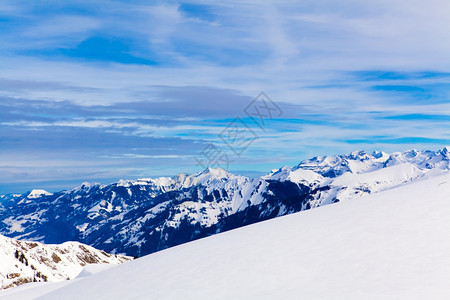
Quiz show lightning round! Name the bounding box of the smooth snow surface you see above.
[3,173,450,299]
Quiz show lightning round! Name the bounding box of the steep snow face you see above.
[0,235,131,290]
[0,148,449,257]
[5,172,450,300]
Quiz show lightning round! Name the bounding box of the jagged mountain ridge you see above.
[1,148,449,257]
[0,234,131,290]
[6,170,449,300]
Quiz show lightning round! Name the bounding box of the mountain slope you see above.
[1,148,449,257]
[0,235,131,290]
[4,170,450,299]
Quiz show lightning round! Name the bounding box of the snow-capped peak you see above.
[263,166,323,184]
[439,146,450,156]
[174,167,233,187]
[296,148,450,178]
[70,182,101,193]
[372,150,388,159]
[27,189,52,199]
[197,167,230,178]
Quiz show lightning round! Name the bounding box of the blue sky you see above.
[1,0,450,193]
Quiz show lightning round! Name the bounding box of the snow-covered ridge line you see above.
[14,147,445,197]
[70,147,450,190]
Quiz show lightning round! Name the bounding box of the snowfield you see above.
[3,171,450,299]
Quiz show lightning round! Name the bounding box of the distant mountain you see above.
[0,234,131,290]
[1,148,449,257]
[5,166,450,299]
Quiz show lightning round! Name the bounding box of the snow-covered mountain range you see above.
[3,164,450,299]
[1,148,449,257]
[0,234,131,290]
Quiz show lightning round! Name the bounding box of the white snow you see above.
[263,166,323,184]
[4,171,450,299]
[2,217,28,233]
[70,182,100,193]
[175,167,232,187]
[26,190,52,199]
[75,223,89,233]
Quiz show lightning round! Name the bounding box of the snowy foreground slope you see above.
[0,235,131,290]
[3,172,450,299]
